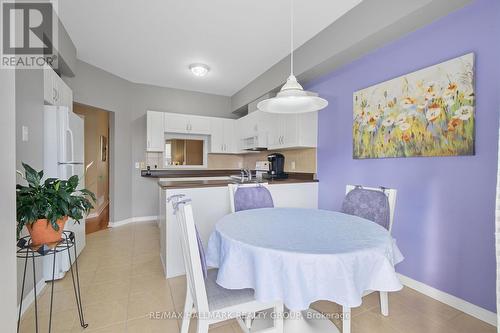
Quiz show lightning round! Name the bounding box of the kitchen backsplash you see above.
[145,148,317,173]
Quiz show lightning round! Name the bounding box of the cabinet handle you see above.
[53,88,57,102]
[147,140,150,148]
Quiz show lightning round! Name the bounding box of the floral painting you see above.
[353,53,475,159]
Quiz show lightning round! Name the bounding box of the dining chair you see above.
[342,184,397,317]
[170,195,284,333]
[228,183,274,213]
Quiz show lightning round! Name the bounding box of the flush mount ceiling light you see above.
[189,63,210,77]
[258,0,328,114]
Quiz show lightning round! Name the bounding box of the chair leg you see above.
[380,291,389,316]
[244,313,254,330]
[342,306,351,333]
[274,302,284,333]
[197,319,209,333]
[181,290,194,333]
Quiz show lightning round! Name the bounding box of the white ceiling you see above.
[59,0,362,96]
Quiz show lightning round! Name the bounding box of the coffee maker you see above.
[266,153,288,179]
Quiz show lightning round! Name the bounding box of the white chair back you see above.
[228,182,270,213]
[170,196,210,313]
[345,185,397,234]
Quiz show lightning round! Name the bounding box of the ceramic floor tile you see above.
[447,313,496,333]
[126,315,179,333]
[392,286,462,321]
[20,222,494,333]
[19,307,78,333]
[127,289,175,320]
[351,310,401,333]
[73,299,128,331]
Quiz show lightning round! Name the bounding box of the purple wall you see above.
[308,0,500,312]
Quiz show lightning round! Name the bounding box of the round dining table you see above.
[206,207,404,333]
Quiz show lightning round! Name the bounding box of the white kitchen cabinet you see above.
[43,66,72,109]
[235,110,271,150]
[189,116,211,134]
[210,118,238,153]
[164,113,210,135]
[146,111,165,152]
[268,112,318,150]
[161,181,318,278]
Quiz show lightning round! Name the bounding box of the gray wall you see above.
[0,69,18,331]
[15,69,46,304]
[67,60,233,220]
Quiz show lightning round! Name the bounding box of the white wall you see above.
[0,69,18,331]
[66,60,234,222]
[15,69,46,304]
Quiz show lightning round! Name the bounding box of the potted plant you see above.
[16,163,96,246]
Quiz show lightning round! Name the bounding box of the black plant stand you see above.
[16,231,88,333]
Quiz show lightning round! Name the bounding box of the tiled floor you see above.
[19,221,495,333]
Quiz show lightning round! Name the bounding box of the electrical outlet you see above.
[135,162,140,169]
[140,161,146,169]
[291,161,296,171]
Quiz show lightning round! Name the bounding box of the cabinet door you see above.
[147,111,165,152]
[282,114,299,147]
[43,67,54,104]
[267,114,284,149]
[189,116,211,134]
[223,119,236,153]
[210,118,225,153]
[164,113,189,133]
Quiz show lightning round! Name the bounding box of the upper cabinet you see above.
[267,112,318,150]
[147,111,165,152]
[145,109,318,154]
[210,118,238,154]
[43,66,72,110]
[164,113,210,135]
[235,111,271,150]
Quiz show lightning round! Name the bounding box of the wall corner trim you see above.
[18,279,47,318]
[397,273,497,326]
[108,216,158,228]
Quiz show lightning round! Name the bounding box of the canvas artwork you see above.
[353,53,475,159]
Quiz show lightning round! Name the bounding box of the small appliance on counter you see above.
[265,153,288,180]
[255,160,270,180]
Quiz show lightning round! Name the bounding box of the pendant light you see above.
[257,0,328,114]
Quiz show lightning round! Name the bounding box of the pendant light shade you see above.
[257,75,328,113]
[257,0,328,114]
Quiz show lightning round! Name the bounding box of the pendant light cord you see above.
[290,0,294,76]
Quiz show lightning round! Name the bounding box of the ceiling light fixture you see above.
[189,63,210,77]
[258,0,328,114]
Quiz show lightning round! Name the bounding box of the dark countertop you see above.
[158,178,318,189]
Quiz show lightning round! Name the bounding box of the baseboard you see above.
[109,215,158,228]
[17,279,47,318]
[398,273,497,326]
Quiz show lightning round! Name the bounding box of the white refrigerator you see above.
[43,106,86,281]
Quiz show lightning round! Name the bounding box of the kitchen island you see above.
[157,175,318,278]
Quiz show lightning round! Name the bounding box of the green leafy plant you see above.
[16,163,96,238]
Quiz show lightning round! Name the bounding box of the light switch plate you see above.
[291,161,296,170]
[22,126,29,142]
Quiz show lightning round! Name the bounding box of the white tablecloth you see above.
[207,208,404,311]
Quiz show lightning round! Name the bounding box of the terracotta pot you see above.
[26,217,68,246]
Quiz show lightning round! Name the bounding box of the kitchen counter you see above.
[158,178,318,189]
